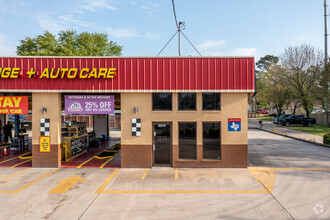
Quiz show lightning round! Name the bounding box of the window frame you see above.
[178,93,197,111]
[152,93,173,111]
[178,122,197,160]
[202,93,221,111]
[202,122,221,160]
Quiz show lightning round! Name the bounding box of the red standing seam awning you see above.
[0,57,255,93]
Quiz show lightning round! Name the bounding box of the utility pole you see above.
[178,22,181,56]
[178,21,185,56]
[325,0,328,64]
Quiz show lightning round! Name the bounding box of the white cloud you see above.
[144,32,161,40]
[197,40,226,51]
[293,35,309,42]
[80,0,117,12]
[139,1,161,16]
[37,14,93,33]
[103,27,138,38]
[37,14,66,33]
[0,35,16,56]
[229,48,257,56]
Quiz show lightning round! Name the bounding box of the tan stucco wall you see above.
[32,93,61,145]
[121,93,248,146]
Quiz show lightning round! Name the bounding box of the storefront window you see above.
[152,93,172,110]
[178,93,196,110]
[202,93,220,110]
[179,122,197,159]
[203,122,221,159]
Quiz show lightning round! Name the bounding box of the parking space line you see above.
[99,190,268,194]
[174,168,178,179]
[66,150,87,162]
[0,168,59,193]
[11,159,32,168]
[141,168,149,179]
[95,168,120,194]
[77,157,95,168]
[0,168,30,182]
[0,156,20,164]
[0,144,10,149]
[99,157,114,168]
[277,167,330,171]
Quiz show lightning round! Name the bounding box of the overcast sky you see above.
[0,0,325,61]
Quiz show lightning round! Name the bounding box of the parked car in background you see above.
[273,114,292,124]
[280,115,316,127]
[311,109,325,114]
[256,109,270,115]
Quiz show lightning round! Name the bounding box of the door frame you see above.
[152,122,173,167]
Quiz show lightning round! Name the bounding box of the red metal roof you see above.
[0,57,255,93]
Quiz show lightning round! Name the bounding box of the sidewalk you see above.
[248,118,324,144]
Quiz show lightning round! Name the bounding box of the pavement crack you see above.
[77,193,101,220]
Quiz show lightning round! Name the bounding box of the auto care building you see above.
[0,57,255,168]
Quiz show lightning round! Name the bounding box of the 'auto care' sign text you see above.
[0,68,117,79]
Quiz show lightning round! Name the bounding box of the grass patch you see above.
[286,124,330,137]
[256,115,273,121]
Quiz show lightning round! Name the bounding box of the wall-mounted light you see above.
[134,107,138,114]
[41,107,47,114]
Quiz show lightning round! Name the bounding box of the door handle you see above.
[152,144,155,151]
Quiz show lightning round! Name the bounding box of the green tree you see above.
[17,30,122,56]
[256,55,279,73]
[261,65,290,115]
[254,55,280,111]
[281,45,323,118]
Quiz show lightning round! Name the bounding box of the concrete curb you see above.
[250,127,330,148]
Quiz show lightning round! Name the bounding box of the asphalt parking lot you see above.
[0,129,329,220]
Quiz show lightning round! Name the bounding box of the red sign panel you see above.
[228,118,241,122]
[0,96,28,114]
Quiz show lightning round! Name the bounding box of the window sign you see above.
[65,95,114,114]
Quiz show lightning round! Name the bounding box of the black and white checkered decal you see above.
[132,118,141,136]
[40,118,50,136]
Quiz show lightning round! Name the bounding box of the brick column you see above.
[32,93,61,168]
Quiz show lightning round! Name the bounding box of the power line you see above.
[157,31,178,56]
[181,31,202,56]
[172,0,179,29]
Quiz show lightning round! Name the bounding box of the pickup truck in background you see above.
[279,115,316,127]
[272,114,292,124]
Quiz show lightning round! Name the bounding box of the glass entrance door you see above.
[153,123,171,166]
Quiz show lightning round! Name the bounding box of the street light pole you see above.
[325,0,328,64]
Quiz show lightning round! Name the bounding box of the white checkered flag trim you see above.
[40,118,50,136]
[132,118,141,136]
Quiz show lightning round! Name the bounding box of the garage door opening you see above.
[60,93,121,168]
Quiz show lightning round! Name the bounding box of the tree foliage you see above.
[254,55,280,110]
[280,44,323,118]
[17,30,123,56]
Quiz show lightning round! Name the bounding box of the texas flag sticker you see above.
[228,118,241,131]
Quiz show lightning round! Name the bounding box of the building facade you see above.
[0,57,255,168]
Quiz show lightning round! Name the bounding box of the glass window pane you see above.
[203,123,221,159]
[202,93,220,110]
[152,93,172,110]
[178,93,196,110]
[179,122,197,159]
